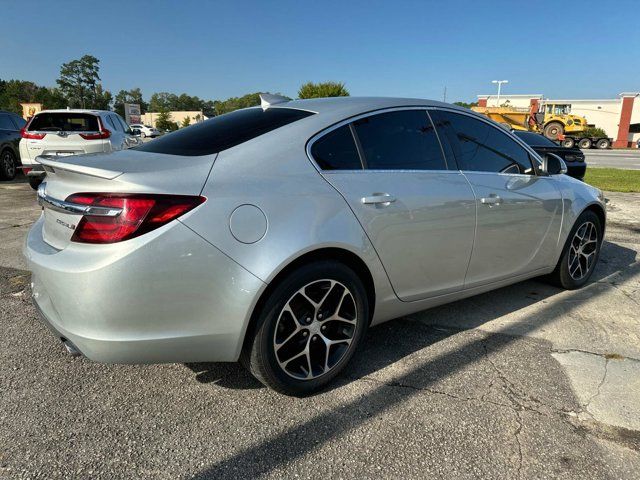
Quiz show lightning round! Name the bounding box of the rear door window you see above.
[311,125,362,170]
[136,107,315,156]
[29,113,99,132]
[352,110,447,170]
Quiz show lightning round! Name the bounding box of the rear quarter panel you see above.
[180,124,398,322]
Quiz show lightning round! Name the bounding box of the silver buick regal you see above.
[24,96,605,395]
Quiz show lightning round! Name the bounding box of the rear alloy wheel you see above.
[243,261,368,395]
[578,138,592,149]
[0,149,17,180]
[562,138,575,148]
[596,138,610,149]
[544,122,564,140]
[547,210,602,289]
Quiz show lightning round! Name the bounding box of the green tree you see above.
[0,79,67,114]
[155,109,177,131]
[298,81,349,99]
[213,92,262,115]
[181,116,191,128]
[577,126,608,138]
[56,55,111,109]
[114,88,147,117]
[149,92,213,114]
[453,101,478,109]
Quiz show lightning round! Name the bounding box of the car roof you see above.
[35,109,112,115]
[273,96,463,116]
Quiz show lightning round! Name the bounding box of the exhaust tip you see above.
[61,338,82,358]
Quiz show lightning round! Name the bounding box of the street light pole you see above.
[491,80,508,106]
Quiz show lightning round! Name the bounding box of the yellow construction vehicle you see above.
[471,103,588,140]
[471,103,612,148]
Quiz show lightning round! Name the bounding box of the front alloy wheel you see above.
[244,261,368,395]
[567,221,598,281]
[547,210,602,289]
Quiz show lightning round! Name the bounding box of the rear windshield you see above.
[135,107,315,156]
[29,113,99,132]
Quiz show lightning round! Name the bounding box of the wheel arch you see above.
[240,247,377,354]
[583,202,606,236]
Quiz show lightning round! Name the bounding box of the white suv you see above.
[19,109,142,189]
[129,124,161,138]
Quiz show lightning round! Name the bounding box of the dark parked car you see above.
[513,131,586,180]
[0,110,26,180]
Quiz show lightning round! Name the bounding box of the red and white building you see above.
[477,93,640,148]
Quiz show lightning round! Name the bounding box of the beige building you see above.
[477,93,640,148]
[141,111,208,129]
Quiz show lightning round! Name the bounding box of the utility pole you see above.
[443,86,447,103]
[491,80,508,106]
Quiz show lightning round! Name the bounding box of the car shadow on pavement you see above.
[183,239,636,393]
[188,239,638,479]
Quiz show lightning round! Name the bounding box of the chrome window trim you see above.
[306,106,450,173]
[37,183,122,217]
[428,106,545,176]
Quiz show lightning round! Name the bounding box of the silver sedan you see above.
[24,96,605,395]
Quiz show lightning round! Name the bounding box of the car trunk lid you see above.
[37,150,216,250]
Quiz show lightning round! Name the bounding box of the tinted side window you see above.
[105,115,118,131]
[136,107,315,156]
[11,115,26,129]
[352,110,446,170]
[0,114,15,130]
[109,115,124,132]
[438,111,533,174]
[311,125,362,170]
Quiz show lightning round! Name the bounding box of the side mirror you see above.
[541,153,567,175]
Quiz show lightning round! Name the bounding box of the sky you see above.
[1,0,637,103]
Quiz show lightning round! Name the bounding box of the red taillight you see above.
[67,193,206,244]
[79,129,110,140]
[20,127,46,140]
[23,167,32,175]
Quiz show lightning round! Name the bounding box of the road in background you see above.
[584,149,640,170]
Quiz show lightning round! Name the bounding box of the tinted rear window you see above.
[29,113,99,132]
[136,107,315,156]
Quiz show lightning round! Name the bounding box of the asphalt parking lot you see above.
[1,177,639,479]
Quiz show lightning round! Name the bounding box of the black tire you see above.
[546,210,602,290]
[544,122,564,140]
[0,149,17,180]
[596,138,610,149]
[242,260,369,396]
[578,138,592,149]
[28,176,43,190]
[561,138,575,148]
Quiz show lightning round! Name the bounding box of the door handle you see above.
[361,193,396,205]
[480,194,502,206]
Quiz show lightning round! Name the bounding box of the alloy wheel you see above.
[273,279,357,380]
[568,221,598,280]
[2,151,16,178]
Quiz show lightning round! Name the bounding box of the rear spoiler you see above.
[35,155,123,180]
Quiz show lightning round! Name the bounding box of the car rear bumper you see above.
[24,216,265,363]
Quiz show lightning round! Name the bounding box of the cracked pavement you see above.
[1,179,639,479]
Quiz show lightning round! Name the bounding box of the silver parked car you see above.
[24,96,605,395]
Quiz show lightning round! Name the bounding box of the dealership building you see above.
[477,93,640,148]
